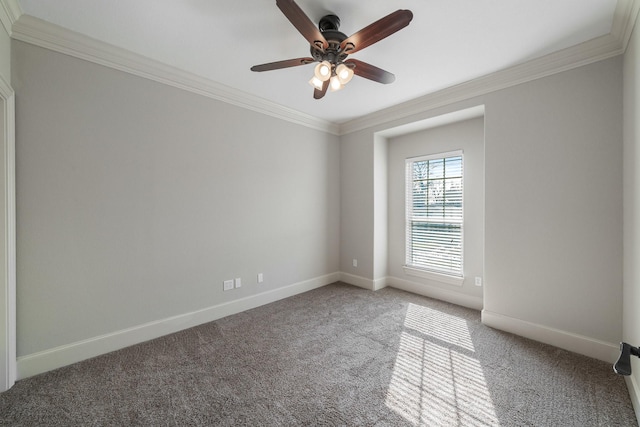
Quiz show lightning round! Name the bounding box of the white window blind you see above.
[406,151,463,277]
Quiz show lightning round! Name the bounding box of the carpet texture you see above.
[0,282,636,426]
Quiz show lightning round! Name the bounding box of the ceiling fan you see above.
[250,0,413,100]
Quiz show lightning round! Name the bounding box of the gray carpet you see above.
[0,282,636,426]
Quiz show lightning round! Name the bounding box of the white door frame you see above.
[0,71,16,392]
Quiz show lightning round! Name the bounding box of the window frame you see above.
[404,150,464,286]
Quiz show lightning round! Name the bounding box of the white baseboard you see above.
[481,309,619,363]
[626,374,640,425]
[17,272,340,379]
[627,375,640,423]
[339,272,378,290]
[17,272,622,383]
[373,277,388,291]
[386,276,483,310]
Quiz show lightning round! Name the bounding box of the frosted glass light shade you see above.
[330,75,343,92]
[309,76,324,90]
[314,61,332,81]
[336,63,354,85]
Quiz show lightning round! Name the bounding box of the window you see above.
[405,151,463,279]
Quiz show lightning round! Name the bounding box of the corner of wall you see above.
[339,272,383,291]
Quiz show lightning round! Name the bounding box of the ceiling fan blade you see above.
[313,79,329,99]
[340,10,413,54]
[251,57,315,72]
[276,0,329,50]
[345,59,395,84]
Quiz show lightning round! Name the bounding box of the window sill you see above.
[403,266,464,287]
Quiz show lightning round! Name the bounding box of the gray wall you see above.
[13,41,340,356]
[387,118,484,300]
[341,56,623,348]
[484,58,622,343]
[623,11,640,408]
[340,131,375,279]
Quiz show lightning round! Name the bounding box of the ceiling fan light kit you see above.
[250,0,413,100]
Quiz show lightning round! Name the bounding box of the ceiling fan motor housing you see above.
[311,15,349,64]
[319,14,341,32]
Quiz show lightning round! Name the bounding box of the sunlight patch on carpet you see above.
[404,303,475,352]
[385,303,498,426]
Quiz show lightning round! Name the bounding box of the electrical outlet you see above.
[235,278,242,288]
[257,273,264,284]
[352,259,358,267]
[475,277,482,287]
[223,280,234,291]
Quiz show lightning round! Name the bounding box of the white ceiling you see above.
[14,0,621,124]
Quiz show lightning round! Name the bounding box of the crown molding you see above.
[612,0,640,51]
[0,0,21,36]
[10,15,340,135]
